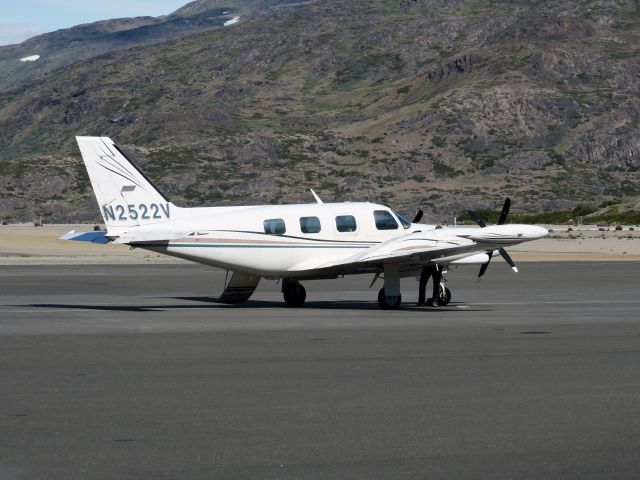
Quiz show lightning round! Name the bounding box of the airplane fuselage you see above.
[119,202,546,278]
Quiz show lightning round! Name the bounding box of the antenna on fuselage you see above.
[310,189,323,204]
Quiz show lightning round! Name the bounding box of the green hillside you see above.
[1,0,640,222]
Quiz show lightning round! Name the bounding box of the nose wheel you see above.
[437,273,452,306]
[438,285,452,306]
[378,288,401,310]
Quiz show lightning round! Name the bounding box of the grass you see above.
[433,160,460,177]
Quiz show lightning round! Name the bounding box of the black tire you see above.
[378,288,402,310]
[283,282,306,307]
[438,286,452,306]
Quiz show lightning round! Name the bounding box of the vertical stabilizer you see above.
[76,136,175,233]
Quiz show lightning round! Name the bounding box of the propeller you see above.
[413,209,424,223]
[497,197,511,226]
[498,247,518,273]
[467,197,518,278]
[477,251,493,278]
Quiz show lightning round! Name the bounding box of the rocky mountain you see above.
[1,0,640,223]
[0,0,302,89]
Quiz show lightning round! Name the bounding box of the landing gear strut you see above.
[282,279,306,307]
[378,264,402,310]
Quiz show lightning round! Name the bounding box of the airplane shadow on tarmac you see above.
[22,296,486,313]
[172,296,486,312]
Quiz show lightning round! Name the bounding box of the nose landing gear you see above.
[437,274,452,306]
[438,284,452,306]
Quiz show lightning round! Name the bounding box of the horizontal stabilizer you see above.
[59,230,111,244]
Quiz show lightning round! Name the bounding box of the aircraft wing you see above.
[289,231,480,272]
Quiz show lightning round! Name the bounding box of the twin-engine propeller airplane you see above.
[62,137,548,309]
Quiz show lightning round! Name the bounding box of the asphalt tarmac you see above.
[1,262,639,479]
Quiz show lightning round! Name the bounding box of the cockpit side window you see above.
[263,218,286,235]
[300,216,321,234]
[335,215,357,232]
[374,210,399,230]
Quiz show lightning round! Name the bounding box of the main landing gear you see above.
[282,279,306,307]
[377,264,402,310]
[281,270,451,310]
[376,265,452,310]
[378,288,401,310]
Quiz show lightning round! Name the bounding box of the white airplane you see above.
[62,136,548,309]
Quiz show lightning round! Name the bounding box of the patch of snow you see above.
[224,16,240,26]
[19,54,40,62]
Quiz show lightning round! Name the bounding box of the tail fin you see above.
[76,136,175,233]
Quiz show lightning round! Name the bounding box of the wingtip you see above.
[59,230,76,240]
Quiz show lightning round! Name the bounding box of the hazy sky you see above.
[0,0,190,46]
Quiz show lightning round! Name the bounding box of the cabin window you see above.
[335,215,357,232]
[263,218,286,235]
[300,216,321,234]
[374,210,399,230]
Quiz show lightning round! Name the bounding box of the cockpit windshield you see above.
[394,211,412,229]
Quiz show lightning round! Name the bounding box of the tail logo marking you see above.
[102,203,171,222]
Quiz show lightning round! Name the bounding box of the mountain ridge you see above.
[1,0,639,223]
[0,0,308,89]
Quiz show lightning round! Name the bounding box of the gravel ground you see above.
[2,224,640,265]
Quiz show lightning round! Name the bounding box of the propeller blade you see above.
[474,199,515,278]
[498,198,511,225]
[478,251,493,278]
[498,248,518,273]
[413,209,423,223]
[467,210,487,228]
